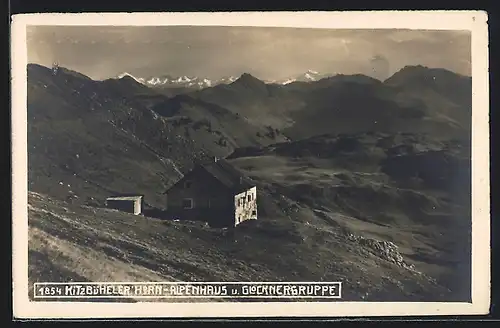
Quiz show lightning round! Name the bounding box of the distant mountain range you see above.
[114,69,333,90]
[116,72,238,90]
[274,70,330,84]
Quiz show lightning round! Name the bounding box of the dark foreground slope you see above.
[28,131,471,301]
[29,190,452,302]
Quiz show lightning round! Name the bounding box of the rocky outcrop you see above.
[346,233,415,271]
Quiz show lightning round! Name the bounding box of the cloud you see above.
[27,26,471,80]
[369,54,390,80]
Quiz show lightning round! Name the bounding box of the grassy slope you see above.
[29,189,452,302]
[148,94,287,157]
[28,64,286,209]
[27,133,470,301]
[27,64,234,208]
[227,132,471,301]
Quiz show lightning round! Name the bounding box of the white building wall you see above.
[233,186,257,226]
[134,198,142,215]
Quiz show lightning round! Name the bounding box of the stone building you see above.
[106,195,143,215]
[163,158,257,227]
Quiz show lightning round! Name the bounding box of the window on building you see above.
[182,198,193,209]
[252,210,257,216]
[247,194,252,202]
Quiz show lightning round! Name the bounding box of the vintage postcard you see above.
[11,11,490,319]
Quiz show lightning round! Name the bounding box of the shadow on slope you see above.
[27,64,214,208]
[189,67,471,141]
[29,190,455,302]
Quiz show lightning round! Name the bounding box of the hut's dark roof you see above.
[199,159,255,193]
[165,158,255,194]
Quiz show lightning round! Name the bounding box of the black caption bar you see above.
[34,282,342,299]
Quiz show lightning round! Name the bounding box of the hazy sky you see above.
[27,26,471,81]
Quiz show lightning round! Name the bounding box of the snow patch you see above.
[304,73,315,80]
[114,72,238,88]
[116,72,144,84]
[282,79,296,85]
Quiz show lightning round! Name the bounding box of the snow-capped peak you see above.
[304,69,322,80]
[282,78,296,85]
[114,72,239,89]
[113,69,332,89]
[276,70,331,84]
[146,77,167,85]
[116,72,145,84]
[176,76,193,83]
[304,72,315,80]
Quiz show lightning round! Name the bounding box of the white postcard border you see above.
[11,11,490,318]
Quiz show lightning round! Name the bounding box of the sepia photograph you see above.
[11,11,490,318]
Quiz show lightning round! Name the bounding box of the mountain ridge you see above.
[188,65,471,139]
[110,69,342,90]
[109,65,469,90]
